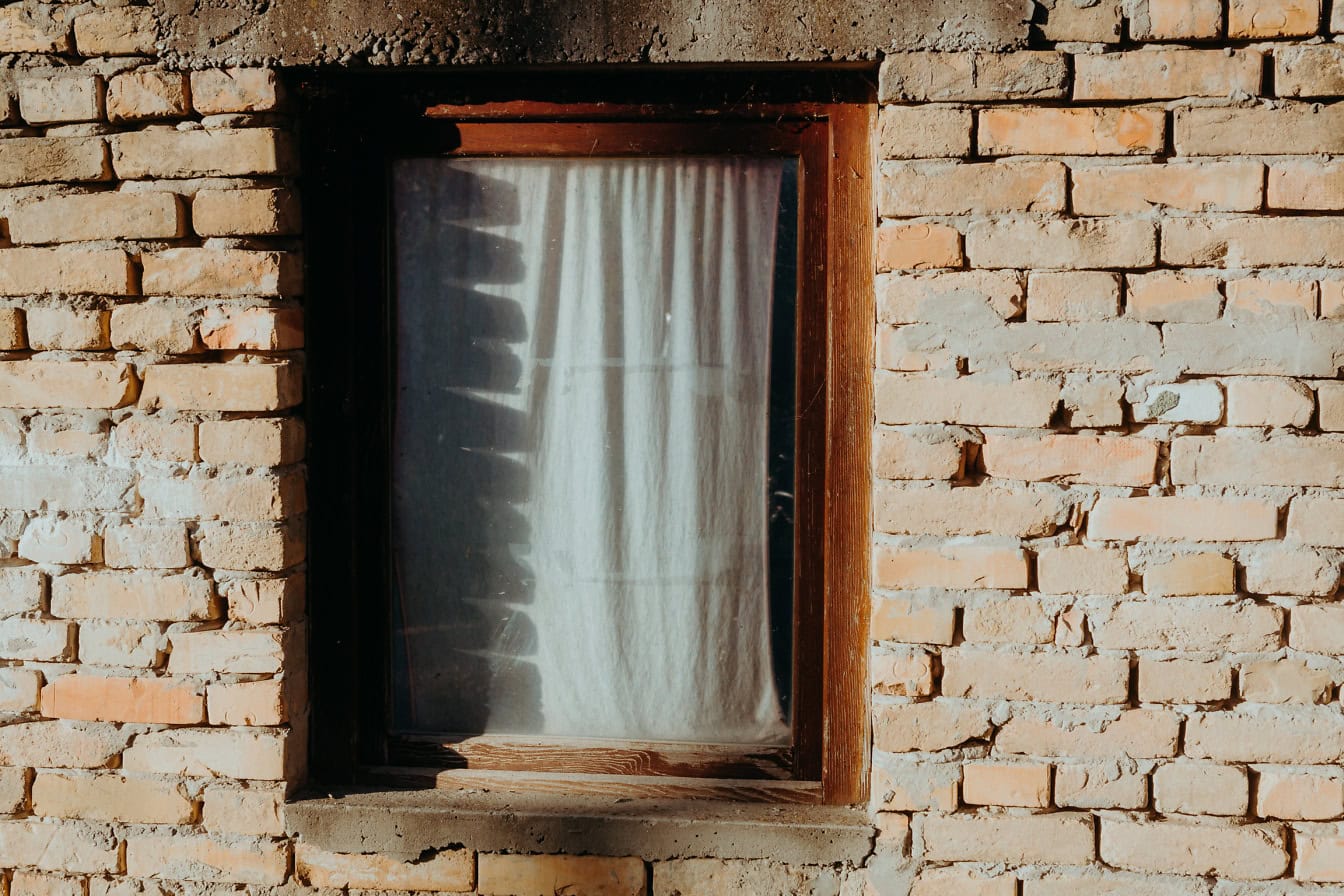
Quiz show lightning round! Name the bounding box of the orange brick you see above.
[978,108,1164,156]
[478,854,643,896]
[1142,553,1235,596]
[40,674,204,724]
[874,544,1028,590]
[981,433,1158,487]
[139,362,301,412]
[1229,0,1320,36]
[962,762,1051,808]
[1137,0,1223,38]
[877,223,962,271]
[1089,496,1278,542]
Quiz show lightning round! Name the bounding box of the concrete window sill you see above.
[284,788,876,864]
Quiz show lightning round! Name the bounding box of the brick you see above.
[875,543,1027,590]
[1152,763,1248,816]
[1037,547,1128,595]
[1053,765,1148,810]
[1143,553,1234,596]
[77,620,164,667]
[0,720,127,768]
[40,674,203,724]
[73,7,158,55]
[911,868,1016,896]
[876,223,962,271]
[1136,0,1223,38]
[202,783,283,836]
[193,187,300,236]
[978,108,1164,156]
[106,70,190,122]
[880,160,1065,217]
[1100,819,1287,880]
[1257,770,1344,820]
[1299,834,1344,882]
[113,415,196,461]
[18,516,98,565]
[1163,320,1340,377]
[1291,605,1344,654]
[122,727,290,779]
[0,667,41,712]
[0,767,28,813]
[1323,279,1344,317]
[873,700,989,752]
[197,520,304,571]
[1073,162,1262,215]
[140,363,302,412]
[8,191,184,244]
[0,308,24,350]
[109,303,197,354]
[0,248,132,296]
[1126,271,1222,323]
[1176,106,1344,156]
[924,812,1094,865]
[877,106,971,159]
[190,69,282,114]
[962,762,1050,808]
[1226,277,1316,319]
[1076,50,1260,101]
[1321,382,1344,430]
[873,428,965,480]
[1038,0,1121,40]
[10,871,80,896]
[875,483,1065,537]
[25,308,109,351]
[17,73,101,125]
[127,835,288,885]
[0,6,72,53]
[142,249,301,297]
[1243,544,1339,596]
[478,854,641,896]
[954,320,1161,374]
[878,51,1066,102]
[51,570,216,621]
[1173,435,1344,488]
[0,618,72,660]
[110,129,294,179]
[1289,496,1344,546]
[141,471,303,522]
[871,651,934,697]
[0,466,133,512]
[1091,602,1282,652]
[872,762,959,811]
[220,575,304,626]
[0,820,119,873]
[875,373,1059,426]
[200,305,302,350]
[962,597,1055,644]
[1027,270,1120,322]
[168,628,285,675]
[1277,45,1344,97]
[0,567,43,616]
[997,709,1179,759]
[1269,159,1344,209]
[982,433,1158,487]
[966,218,1156,269]
[655,859,842,896]
[871,597,956,645]
[1229,0,1320,36]
[1241,659,1332,704]
[943,648,1128,704]
[1226,377,1315,427]
[104,522,191,569]
[1185,709,1344,763]
[298,843,474,891]
[32,771,194,824]
[1090,496,1278,542]
[1139,658,1233,704]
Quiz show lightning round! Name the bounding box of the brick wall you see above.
[0,0,1340,894]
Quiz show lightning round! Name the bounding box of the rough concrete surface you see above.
[158,0,1031,67]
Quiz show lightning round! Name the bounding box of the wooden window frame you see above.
[301,71,874,806]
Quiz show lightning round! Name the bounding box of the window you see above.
[303,72,873,805]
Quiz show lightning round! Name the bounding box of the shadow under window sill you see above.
[283,786,876,864]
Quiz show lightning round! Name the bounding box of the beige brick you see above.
[1101,818,1287,880]
[1241,659,1332,704]
[656,858,843,896]
[1226,277,1316,319]
[1270,160,1344,210]
[1244,544,1339,596]
[73,7,158,55]
[0,618,71,660]
[879,270,1024,327]
[141,471,303,522]
[142,249,301,297]
[110,128,294,179]
[872,762,959,811]
[0,465,134,512]
[0,719,127,769]
[297,843,473,890]
[997,709,1180,759]
[0,820,119,873]
[871,651,934,697]
[201,783,284,836]
[0,766,27,813]
[18,516,98,565]
[981,433,1157,487]
[0,667,41,712]
[106,70,189,122]
[873,700,989,752]
[1299,834,1344,882]
[1278,46,1344,97]
[127,835,288,885]
[1229,0,1320,36]
[200,305,302,350]
[113,415,196,461]
[0,6,72,53]
[1173,435,1344,488]
[110,303,197,354]
[1125,271,1221,323]
[1257,769,1344,820]
[41,674,203,724]
[1321,382,1344,430]
[9,191,183,244]
[196,519,304,571]
[962,762,1051,808]
[0,308,24,350]
[167,628,285,675]
[1136,0,1223,38]
[942,648,1128,704]
[924,812,1094,865]
[875,544,1027,590]
[1289,496,1344,546]
[1063,376,1124,427]
[190,68,282,114]
[140,362,302,412]
[1027,270,1119,322]
[104,521,190,569]
[1090,495,1278,542]
[1176,106,1344,156]
[1139,658,1233,704]
[1185,709,1344,763]
[193,187,300,236]
[877,106,971,159]
[1053,765,1148,810]
[1143,553,1234,596]
[1152,763,1248,816]
[910,868,1015,896]
[221,574,304,626]
[1036,546,1127,595]
[962,597,1055,644]
[1074,162,1261,216]
[1136,380,1225,424]
[875,483,1065,537]
[77,620,164,667]
[878,51,1066,102]
[876,373,1059,426]
[10,871,80,896]
[873,428,965,480]
[1092,602,1282,652]
[122,727,290,779]
[51,570,216,621]
[0,566,43,616]
[880,160,1065,217]
[1038,0,1121,40]
[872,597,956,645]
[1076,50,1260,101]
[966,218,1156,269]
[18,74,101,126]
[0,248,132,296]
[32,771,194,824]
[1226,377,1315,427]
[25,308,108,351]
[1291,605,1344,654]
[876,223,962,271]
[979,108,1163,156]
[478,854,640,896]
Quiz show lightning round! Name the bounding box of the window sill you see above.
[284,786,876,864]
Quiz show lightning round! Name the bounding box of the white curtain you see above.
[391,156,790,745]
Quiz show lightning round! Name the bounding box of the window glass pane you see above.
[389,155,796,745]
